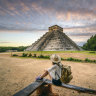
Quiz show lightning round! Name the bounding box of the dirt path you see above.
[0,53,96,96]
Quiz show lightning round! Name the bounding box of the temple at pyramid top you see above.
[49,25,63,32]
[25,25,82,51]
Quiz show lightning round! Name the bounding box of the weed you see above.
[22,53,28,57]
[12,54,18,56]
[28,53,32,57]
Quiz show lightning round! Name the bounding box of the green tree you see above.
[0,46,27,52]
[82,34,96,51]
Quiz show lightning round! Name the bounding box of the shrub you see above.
[22,53,28,57]
[28,53,32,57]
[66,57,82,62]
[61,58,65,60]
[74,58,82,62]
[33,54,36,57]
[43,55,50,59]
[93,60,96,63]
[38,55,50,59]
[12,54,18,56]
[67,57,74,61]
[38,54,44,58]
[85,58,91,62]
[84,58,96,63]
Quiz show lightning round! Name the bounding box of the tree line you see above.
[0,46,27,52]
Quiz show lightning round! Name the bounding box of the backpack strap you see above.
[56,62,62,67]
[54,62,63,80]
[55,62,61,79]
[55,71,60,79]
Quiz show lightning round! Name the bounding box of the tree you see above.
[0,46,27,52]
[82,34,96,51]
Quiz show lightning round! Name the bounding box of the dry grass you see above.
[0,52,96,96]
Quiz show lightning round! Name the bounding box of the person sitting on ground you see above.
[36,54,62,86]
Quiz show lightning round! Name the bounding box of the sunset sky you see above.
[0,0,96,47]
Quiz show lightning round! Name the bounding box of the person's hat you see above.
[50,54,61,63]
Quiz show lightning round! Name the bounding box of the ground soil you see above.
[0,53,96,96]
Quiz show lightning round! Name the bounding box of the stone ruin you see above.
[25,25,82,51]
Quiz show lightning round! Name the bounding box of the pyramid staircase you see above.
[43,31,81,51]
[25,32,54,51]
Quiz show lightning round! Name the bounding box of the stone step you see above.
[43,31,65,50]
[30,32,53,51]
[25,30,81,51]
[26,32,52,51]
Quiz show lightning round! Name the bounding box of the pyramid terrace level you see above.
[49,25,63,32]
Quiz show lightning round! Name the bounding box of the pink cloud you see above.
[20,2,30,13]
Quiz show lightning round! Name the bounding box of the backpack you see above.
[56,64,73,84]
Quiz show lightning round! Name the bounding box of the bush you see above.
[61,58,65,60]
[74,58,82,62]
[93,60,96,63]
[22,53,28,57]
[43,56,50,59]
[67,57,74,61]
[43,55,50,59]
[12,54,18,56]
[85,58,96,63]
[38,54,44,58]
[66,57,82,62]
[38,55,50,59]
[28,53,32,57]
[33,54,36,57]
[85,58,91,62]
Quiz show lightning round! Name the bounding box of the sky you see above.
[0,0,96,47]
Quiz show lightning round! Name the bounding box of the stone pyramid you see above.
[25,25,82,51]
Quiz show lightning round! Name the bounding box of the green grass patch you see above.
[38,54,50,59]
[24,51,96,56]
[12,54,18,56]
[25,51,86,54]
[66,57,82,62]
[12,52,96,64]
[89,51,96,54]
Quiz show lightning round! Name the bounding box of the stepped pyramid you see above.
[25,25,82,51]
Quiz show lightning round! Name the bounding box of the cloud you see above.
[70,33,95,36]
[1,0,96,46]
[0,23,47,32]
[0,0,96,31]
[30,0,96,16]
[20,2,30,13]
[0,41,11,43]
[0,10,6,15]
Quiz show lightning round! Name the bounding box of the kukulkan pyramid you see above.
[25,25,82,51]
